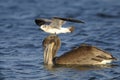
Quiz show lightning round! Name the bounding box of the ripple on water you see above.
[0,0,120,80]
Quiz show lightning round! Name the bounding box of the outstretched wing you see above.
[35,17,84,29]
[53,17,85,23]
[35,18,51,26]
[49,18,66,29]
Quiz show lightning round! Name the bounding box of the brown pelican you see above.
[35,17,84,34]
[43,34,116,65]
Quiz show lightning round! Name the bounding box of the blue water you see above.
[0,0,120,80]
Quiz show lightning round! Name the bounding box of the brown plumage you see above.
[43,34,116,65]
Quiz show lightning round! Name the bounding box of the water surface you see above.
[0,0,120,80]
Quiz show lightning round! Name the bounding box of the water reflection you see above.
[44,64,118,71]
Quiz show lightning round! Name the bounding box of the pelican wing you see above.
[55,45,116,64]
[35,18,51,26]
[53,17,85,23]
[49,18,65,29]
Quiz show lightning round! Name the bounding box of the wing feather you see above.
[53,17,85,23]
[49,18,65,29]
[35,18,51,26]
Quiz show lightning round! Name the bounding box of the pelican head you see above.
[42,34,61,65]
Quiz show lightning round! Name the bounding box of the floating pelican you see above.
[43,34,116,65]
[35,17,84,34]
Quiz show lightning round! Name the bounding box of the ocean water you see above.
[0,0,120,80]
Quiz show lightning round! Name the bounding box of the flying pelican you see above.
[35,17,84,34]
[43,34,116,65]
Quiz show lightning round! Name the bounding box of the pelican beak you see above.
[44,42,54,65]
